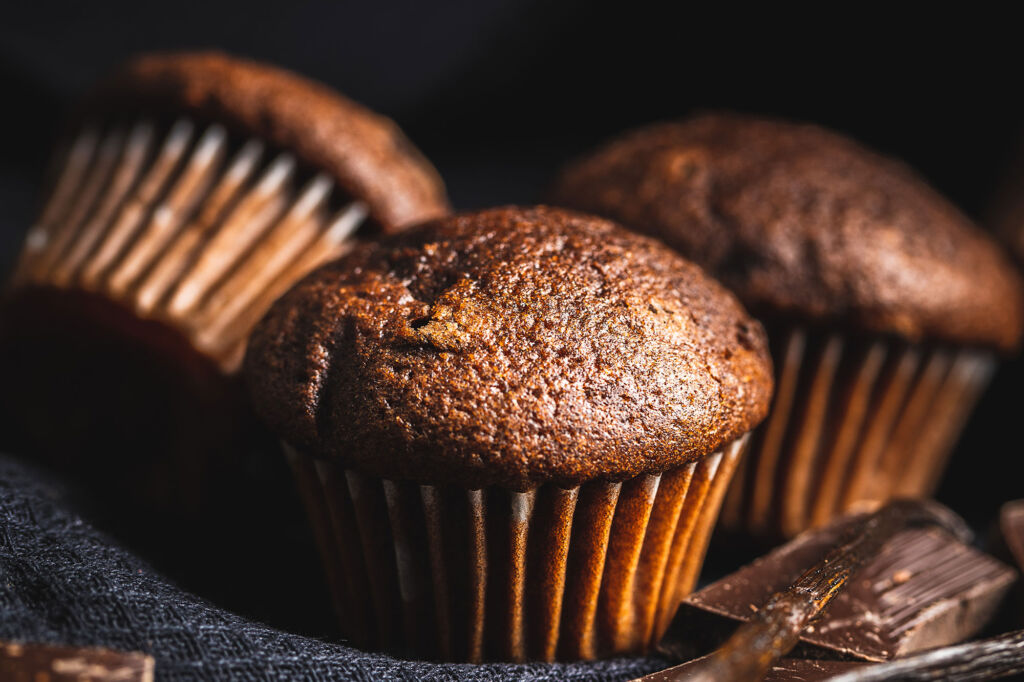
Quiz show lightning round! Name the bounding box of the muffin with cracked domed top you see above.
[550,112,1024,539]
[244,205,773,661]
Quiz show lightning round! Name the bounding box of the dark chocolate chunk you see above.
[649,501,971,681]
[638,655,867,682]
[641,633,1024,682]
[0,640,153,682]
[737,632,1024,682]
[826,629,1024,681]
[762,658,868,681]
[676,504,1015,662]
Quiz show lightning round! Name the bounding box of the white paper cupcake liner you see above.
[13,118,369,372]
[721,325,994,538]
[285,435,748,662]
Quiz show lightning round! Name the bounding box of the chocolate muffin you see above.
[245,205,774,661]
[550,113,1024,538]
[0,51,447,512]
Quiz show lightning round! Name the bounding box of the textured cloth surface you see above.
[0,455,673,681]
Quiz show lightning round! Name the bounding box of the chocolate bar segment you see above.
[0,640,153,682]
[677,511,1016,661]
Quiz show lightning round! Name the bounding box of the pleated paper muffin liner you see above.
[284,435,748,663]
[721,324,994,539]
[13,117,369,372]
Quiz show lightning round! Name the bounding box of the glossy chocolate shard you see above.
[675,508,1016,662]
[0,640,154,681]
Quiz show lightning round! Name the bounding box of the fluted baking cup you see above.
[13,118,368,372]
[285,436,747,662]
[721,325,994,539]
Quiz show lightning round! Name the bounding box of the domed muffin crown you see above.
[551,113,1024,351]
[86,50,448,230]
[245,206,773,489]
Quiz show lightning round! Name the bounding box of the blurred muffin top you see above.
[551,113,1024,351]
[245,206,773,489]
[85,50,448,230]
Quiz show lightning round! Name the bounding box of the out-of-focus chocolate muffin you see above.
[245,205,774,661]
[551,113,1024,538]
[0,51,448,513]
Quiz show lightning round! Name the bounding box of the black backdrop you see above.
[6,3,1024,240]
[2,0,1023,658]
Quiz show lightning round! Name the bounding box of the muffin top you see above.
[551,113,1024,351]
[245,206,773,489]
[85,51,448,231]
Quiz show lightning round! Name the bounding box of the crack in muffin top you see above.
[245,206,773,489]
[551,113,1024,351]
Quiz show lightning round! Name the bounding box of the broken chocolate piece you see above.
[827,629,1024,681]
[674,502,1015,662]
[0,640,153,682]
[652,501,960,681]
[647,631,1024,682]
[643,656,868,682]
[762,658,868,681]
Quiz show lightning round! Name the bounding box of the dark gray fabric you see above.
[0,455,673,681]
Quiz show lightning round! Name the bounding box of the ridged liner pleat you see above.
[721,325,994,539]
[13,119,368,372]
[285,436,747,662]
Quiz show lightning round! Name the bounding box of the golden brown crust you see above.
[85,50,448,230]
[551,113,1024,352]
[244,206,773,489]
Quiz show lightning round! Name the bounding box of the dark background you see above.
[2,0,1023,637]
[5,3,1024,260]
